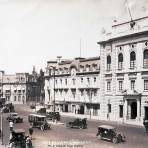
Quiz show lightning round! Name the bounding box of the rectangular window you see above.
[144,80,148,90]
[60,79,62,84]
[81,78,83,83]
[107,81,111,91]
[144,59,148,68]
[130,61,135,69]
[118,62,123,70]
[87,77,90,84]
[94,90,97,96]
[80,90,84,96]
[107,64,111,71]
[65,79,67,85]
[72,79,76,85]
[119,81,123,90]
[94,77,96,82]
[131,80,135,90]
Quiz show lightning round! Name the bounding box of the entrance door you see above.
[80,105,84,114]
[119,105,123,118]
[131,102,137,119]
[145,107,148,120]
[65,104,68,112]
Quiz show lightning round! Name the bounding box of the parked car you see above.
[28,114,51,130]
[1,106,9,113]
[7,113,23,123]
[9,129,26,148]
[46,111,60,121]
[96,125,125,144]
[1,103,15,113]
[66,118,87,129]
[30,105,35,109]
[37,107,46,114]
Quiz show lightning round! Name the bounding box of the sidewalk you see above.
[60,112,144,127]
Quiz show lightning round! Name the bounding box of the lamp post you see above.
[49,66,56,112]
[0,70,4,145]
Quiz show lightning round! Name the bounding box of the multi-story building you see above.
[98,16,148,123]
[44,57,100,118]
[0,67,44,104]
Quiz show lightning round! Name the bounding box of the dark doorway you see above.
[65,104,68,112]
[131,102,137,119]
[119,105,123,118]
[145,107,148,120]
[80,105,84,114]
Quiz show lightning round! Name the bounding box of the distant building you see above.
[44,57,100,117]
[0,67,44,104]
[98,16,148,123]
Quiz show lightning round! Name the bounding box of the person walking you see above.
[143,118,148,133]
[26,135,33,148]
[9,120,14,131]
[28,126,34,139]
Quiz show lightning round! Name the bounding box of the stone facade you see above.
[44,57,100,118]
[98,16,148,123]
[0,69,42,104]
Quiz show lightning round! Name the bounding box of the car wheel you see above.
[112,137,118,144]
[97,134,102,140]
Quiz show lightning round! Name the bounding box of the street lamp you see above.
[49,66,56,112]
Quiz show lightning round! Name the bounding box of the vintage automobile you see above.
[66,118,87,129]
[96,125,125,144]
[9,129,26,148]
[28,114,51,130]
[7,112,23,123]
[1,103,15,113]
[46,111,61,121]
[37,107,46,114]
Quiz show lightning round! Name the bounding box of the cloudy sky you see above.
[0,0,147,74]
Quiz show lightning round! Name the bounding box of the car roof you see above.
[29,114,46,118]
[98,125,115,130]
[14,129,25,133]
[10,112,18,115]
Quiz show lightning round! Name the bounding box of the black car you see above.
[28,114,51,130]
[96,125,125,144]
[7,113,23,123]
[46,111,60,121]
[66,118,87,129]
[37,107,46,114]
[9,129,26,148]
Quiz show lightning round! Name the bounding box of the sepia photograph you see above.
[0,0,148,147]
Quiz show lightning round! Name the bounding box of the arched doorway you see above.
[131,102,137,119]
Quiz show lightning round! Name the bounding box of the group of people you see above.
[9,120,34,148]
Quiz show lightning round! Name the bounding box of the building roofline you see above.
[112,16,148,27]
[97,30,148,44]
[80,57,100,62]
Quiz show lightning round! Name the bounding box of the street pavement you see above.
[0,104,148,148]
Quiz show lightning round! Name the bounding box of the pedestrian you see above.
[9,120,14,131]
[26,135,33,148]
[28,126,34,139]
[41,124,44,131]
[143,118,148,133]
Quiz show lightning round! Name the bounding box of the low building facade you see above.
[44,57,101,118]
[0,69,43,104]
[98,16,148,123]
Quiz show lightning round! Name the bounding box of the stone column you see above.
[137,99,140,121]
[124,99,128,120]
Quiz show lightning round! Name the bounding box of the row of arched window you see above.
[106,49,148,71]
